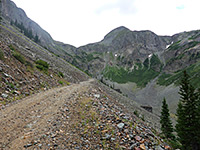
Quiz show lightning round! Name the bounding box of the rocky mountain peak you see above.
[101,26,131,46]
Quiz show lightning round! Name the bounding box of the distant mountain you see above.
[73,27,200,115]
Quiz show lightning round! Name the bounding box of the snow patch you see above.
[166,41,174,49]
[148,54,153,58]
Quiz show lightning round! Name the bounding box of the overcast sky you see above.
[12,0,200,47]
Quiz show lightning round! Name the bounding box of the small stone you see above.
[117,123,125,129]
[1,93,8,98]
[3,73,10,77]
[24,144,32,148]
[164,145,171,149]
[14,90,21,95]
[0,67,2,72]
[51,133,57,138]
[155,146,164,150]
[94,94,100,98]
[120,145,126,149]
[135,135,142,141]
[24,123,33,128]
[102,134,111,140]
[124,129,129,133]
[140,144,146,150]
[129,143,137,150]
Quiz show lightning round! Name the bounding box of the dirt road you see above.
[0,79,94,149]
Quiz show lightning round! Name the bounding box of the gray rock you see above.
[102,134,112,140]
[129,143,137,150]
[2,93,8,98]
[155,146,164,150]
[24,144,32,148]
[94,94,100,98]
[117,123,125,129]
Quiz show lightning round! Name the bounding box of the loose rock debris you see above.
[0,79,170,149]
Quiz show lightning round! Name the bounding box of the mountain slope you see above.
[73,27,200,115]
[1,0,76,60]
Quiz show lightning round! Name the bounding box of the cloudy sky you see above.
[12,0,200,47]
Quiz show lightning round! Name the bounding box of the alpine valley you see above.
[1,0,200,117]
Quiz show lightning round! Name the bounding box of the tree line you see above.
[10,20,40,43]
[160,71,200,149]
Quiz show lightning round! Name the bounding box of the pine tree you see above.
[34,34,40,43]
[176,71,200,150]
[160,98,175,140]
[196,89,200,148]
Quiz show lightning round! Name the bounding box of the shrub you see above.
[35,59,49,71]
[9,45,15,51]
[58,81,63,85]
[0,48,4,60]
[13,52,25,64]
[25,61,34,68]
[58,72,64,78]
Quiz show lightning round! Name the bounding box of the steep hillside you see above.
[0,0,90,106]
[1,0,76,60]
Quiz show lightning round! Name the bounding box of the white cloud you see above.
[11,0,200,47]
[96,0,137,15]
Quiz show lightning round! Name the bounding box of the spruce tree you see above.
[160,98,174,140]
[196,89,200,148]
[176,71,200,150]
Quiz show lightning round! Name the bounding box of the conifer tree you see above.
[160,98,174,140]
[196,88,200,147]
[34,34,39,43]
[176,71,200,150]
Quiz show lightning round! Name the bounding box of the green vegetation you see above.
[9,45,15,51]
[175,71,200,149]
[168,40,181,51]
[58,81,64,85]
[160,98,175,140]
[159,71,200,149]
[58,71,64,78]
[35,59,49,71]
[150,54,162,69]
[74,52,100,65]
[158,64,200,88]
[143,58,149,68]
[10,20,40,43]
[185,41,199,50]
[13,52,26,64]
[0,48,4,60]
[103,64,159,87]
[86,53,96,62]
